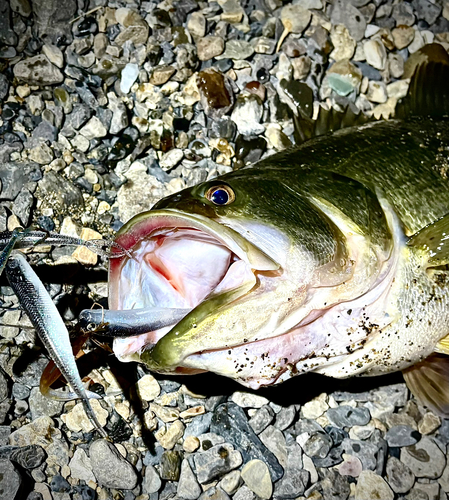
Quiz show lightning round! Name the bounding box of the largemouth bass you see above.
[108,45,449,416]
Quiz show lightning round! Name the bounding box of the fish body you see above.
[108,45,449,415]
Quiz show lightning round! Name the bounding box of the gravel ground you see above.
[0,0,449,499]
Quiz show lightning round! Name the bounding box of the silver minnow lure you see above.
[79,307,191,337]
[5,253,107,437]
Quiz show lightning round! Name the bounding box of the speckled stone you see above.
[89,439,138,490]
[355,470,394,500]
[194,443,242,484]
[401,437,446,479]
[386,456,415,494]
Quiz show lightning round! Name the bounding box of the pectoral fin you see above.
[402,353,449,417]
[407,213,449,267]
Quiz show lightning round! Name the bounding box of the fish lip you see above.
[109,208,280,310]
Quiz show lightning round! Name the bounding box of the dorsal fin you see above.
[292,44,449,146]
[292,104,372,145]
[395,43,449,119]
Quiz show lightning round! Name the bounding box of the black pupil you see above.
[211,189,229,205]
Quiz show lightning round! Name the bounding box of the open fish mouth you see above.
[108,209,279,372]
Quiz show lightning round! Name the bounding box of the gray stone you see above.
[412,0,442,25]
[280,5,311,34]
[28,144,54,165]
[355,470,394,500]
[115,9,149,46]
[177,459,201,500]
[320,468,351,500]
[259,426,287,468]
[108,92,129,135]
[194,443,242,484]
[241,460,272,500]
[0,2,17,46]
[0,74,9,101]
[198,486,231,500]
[274,405,296,431]
[274,440,308,499]
[218,471,241,495]
[233,485,255,500]
[326,406,371,428]
[386,425,421,447]
[303,432,332,459]
[14,55,64,86]
[392,2,415,26]
[28,387,64,420]
[198,433,225,451]
[37,171,84,210]
[68,448,95,483]
[342,438,378,471]
[142,464,161,495]
[218,40,254,60]
[79,116,108,140]
[0,459,22,500]
[89,439,138,489]
[418,413,441,435]
[249,405,274,434]
[62,104,93,135]
[386,456,415,494]
[28,121,58,149]
[404,488,429,500]
[412,482,440,500]
[184,413,212,438]
[401,437,447,479]
[31,0,76,44]
[10,445,46,470]
[197,37,225,62]
[331,0,366,41]
[12,188,33,226]
[0,162,39,201]
[187,11,206,38]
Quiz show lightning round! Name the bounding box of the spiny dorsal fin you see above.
[292,104,372,145]
[396,43,449,119]
[292,43,449,146]
[402,353,449,417]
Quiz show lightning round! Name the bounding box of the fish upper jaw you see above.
[108,209,281,366]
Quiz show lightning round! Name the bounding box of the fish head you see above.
[109,169,392,388]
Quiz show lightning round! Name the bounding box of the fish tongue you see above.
[79,307,191,337]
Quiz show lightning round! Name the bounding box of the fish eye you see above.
[205,185,235,206]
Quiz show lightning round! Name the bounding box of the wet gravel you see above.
[0,0,449,499]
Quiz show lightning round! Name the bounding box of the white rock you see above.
[159,148,184,170]
[79,116,108,140]
[301,393,329,419]
[69,448,96,483]
[120,63,140,94]
[136,374,161,401]
[42,44,64,68]
[231,391,270,408]
[366,81,388,104]
[408,30,425,54]
[241,460,272,500]
[364,38,387,70]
